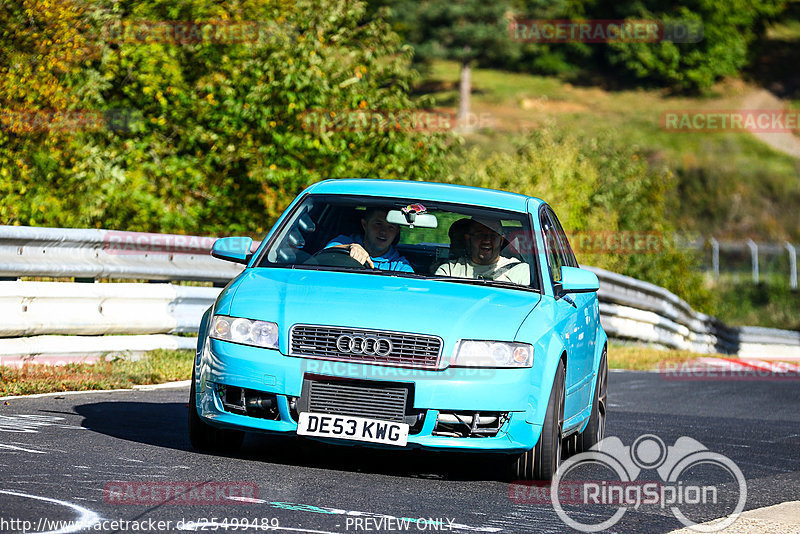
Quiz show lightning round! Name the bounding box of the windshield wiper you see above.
[431,276,540,292]
[289,264,430,278]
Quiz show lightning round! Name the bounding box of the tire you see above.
[188,371,244,453]
[513,360,565,481]
[575,348,607,453]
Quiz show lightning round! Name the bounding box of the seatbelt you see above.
[480,259,521,280]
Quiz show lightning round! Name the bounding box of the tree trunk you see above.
[457,61,471,131]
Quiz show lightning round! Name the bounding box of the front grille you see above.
[303,378,409,423]
[290,324,442,369]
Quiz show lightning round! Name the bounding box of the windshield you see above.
[255,194,540,292]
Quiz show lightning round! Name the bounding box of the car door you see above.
[539,207,585,421]
[545,207,597,411]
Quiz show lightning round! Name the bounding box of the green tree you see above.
[510,0,787,91]
[385,0,519,125]
[1,0,450,234]
[441,129,715,312]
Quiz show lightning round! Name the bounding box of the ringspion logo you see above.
[545,434,746,532]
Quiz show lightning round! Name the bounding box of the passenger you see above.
[436,217,529,284]
[325,208,414,272]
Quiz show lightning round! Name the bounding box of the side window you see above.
[547,208,578,268]
[540,210,566,283]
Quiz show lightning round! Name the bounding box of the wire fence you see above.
[687,238,798,288]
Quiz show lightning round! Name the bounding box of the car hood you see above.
[220,268,541,353]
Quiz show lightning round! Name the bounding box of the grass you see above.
[0,345,709,397]
[0,349,193,397]
[713,281,800,330]
[418,60,800,242]
[608,344,707,371]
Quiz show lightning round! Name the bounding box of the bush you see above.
[0,0,449,235]
[441,129,716,313]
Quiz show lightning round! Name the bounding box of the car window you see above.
[546,208,578,268]
[254,194,540,292]
[540,209,567,283]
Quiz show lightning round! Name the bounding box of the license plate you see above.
[296,412,409,446]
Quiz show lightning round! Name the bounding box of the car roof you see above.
[305,179,543,213]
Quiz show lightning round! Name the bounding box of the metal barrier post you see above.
[786,242,798,290]
[747,239,759,283]
[710,237,719,279]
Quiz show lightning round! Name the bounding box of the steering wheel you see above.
[307,247,370,269]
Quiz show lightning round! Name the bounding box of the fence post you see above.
[710,237,719,279]
[746,239,759,283]
[786,242,798,290]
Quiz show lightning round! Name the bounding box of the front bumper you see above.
[195,339,541,452]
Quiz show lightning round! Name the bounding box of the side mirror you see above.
[560,266,599,293]
[211,237,254,265]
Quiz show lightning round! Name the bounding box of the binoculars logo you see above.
[551,434,747,532]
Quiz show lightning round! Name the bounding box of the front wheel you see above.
[513,361,565,480]
[188,371,244,453]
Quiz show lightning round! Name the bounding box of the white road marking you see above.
[0,443,47,454]
[0,415,86,433]
[226,495,267,504]
[133,380,191,390]
[0,489,100,534]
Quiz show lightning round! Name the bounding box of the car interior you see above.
[262,201,536,285]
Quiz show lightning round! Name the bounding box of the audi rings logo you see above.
[336,335,394,357]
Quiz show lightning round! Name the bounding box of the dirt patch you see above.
[519,97,589,112]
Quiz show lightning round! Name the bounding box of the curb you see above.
[669,501,800,533]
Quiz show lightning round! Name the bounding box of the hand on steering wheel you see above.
[345,244,375,269]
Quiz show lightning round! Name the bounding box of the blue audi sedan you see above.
[189,179,607,480]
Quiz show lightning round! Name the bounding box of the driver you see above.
[324,208,414,272]
[436,217,529,284]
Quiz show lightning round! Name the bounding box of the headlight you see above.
[209,315,279,350]
[450,340,533,368]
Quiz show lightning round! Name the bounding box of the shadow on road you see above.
[72,400,512,482]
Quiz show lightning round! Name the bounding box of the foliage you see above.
[602,0,787,91]
[387,0,520,68]
[441,128,716,313]
[380,0,788,92]
[0,0,449,235]
[713,280,800,330]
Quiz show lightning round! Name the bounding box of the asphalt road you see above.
[0,371,798,534]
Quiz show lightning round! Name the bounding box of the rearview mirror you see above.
[560,266,599,293]
[211,237,254,265]
[386,210,438,228]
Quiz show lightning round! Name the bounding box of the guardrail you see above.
[0,225,243,283]
[584,266,800,359]
[0,225,798,363]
